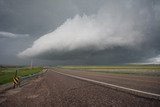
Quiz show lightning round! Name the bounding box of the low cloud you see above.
[145,55,160,64]
[18,0,160,64]
[0,31,29,38]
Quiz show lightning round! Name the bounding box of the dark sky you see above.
[0,0,160,65]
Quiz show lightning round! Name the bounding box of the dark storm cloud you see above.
[0,0,160,65]
[0,0,105,65]
[0,0,79,35]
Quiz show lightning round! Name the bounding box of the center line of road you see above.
[52,70,160,100]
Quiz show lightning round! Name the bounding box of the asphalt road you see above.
[56,68,160,95]
[0,68,160,107]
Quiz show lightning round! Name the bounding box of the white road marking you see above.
[53,70,160,100]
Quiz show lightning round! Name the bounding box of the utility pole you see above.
[0,65,1,72]
[30,59,33,69]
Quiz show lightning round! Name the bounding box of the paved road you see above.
[56,68,160,95]
[0,68,160,107]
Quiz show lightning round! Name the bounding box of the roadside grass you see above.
[0,66,43,85]
[89,70,160,77]
[59,65,160,76]
[60,65,160,69]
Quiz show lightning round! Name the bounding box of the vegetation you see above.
[60,65,160,76]
[0,66,43,85]
[60,65,160,69]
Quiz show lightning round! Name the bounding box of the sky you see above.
[0,0,160,65]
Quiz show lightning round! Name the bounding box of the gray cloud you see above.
[145,55,160,64]
[0,31,29,38]
[0,0,160,65]
[18,0,160,64]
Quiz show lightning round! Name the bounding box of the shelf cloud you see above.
[19,0,157,60]
[0,0,159,65]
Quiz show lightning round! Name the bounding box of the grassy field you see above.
[60,65,160,69]
[60,65,160,76]
[0,66,43,85]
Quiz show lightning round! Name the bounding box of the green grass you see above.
[60,65,160,69]
[59,65,160,76]
[0,66,43,85]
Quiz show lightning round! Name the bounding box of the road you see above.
[56,68,160,95]
[0,68,160,107]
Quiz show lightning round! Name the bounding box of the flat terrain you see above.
[0,68,160,107]
[61,65,160,76]
[57,68,160,95]
[0,66,43,85]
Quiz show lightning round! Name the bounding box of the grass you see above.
[60,65,160,69]
[0,66,43,85]
[59,65,160,76]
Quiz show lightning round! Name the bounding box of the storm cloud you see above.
[18,0,160,64]
[0,0,160,65]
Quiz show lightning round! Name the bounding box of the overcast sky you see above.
[0,0,160,65]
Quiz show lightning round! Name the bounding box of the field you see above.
[60,65,160,76]
[0,66,43,85]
